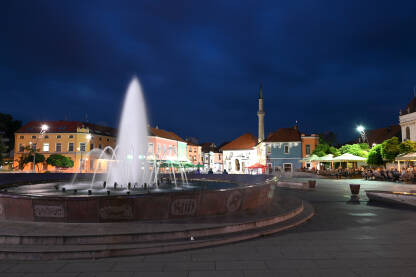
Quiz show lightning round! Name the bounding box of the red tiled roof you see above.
[200,142,218,153]
[220,133,257,151]
[264,127,301,142]
[148,127,185,142]
[363,125,401,145]
[16,121,116,136]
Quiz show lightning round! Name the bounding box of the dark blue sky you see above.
[1,1,416,144]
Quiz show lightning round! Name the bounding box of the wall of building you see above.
[400,112,416,142]
[187,145,201,165]
[223,149,257,174]
[13,131,116,173]
[264,141,302,173]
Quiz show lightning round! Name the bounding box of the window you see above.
[157,143,161,154]
[406,127,411,140]
[90,143,94,150]
[31,135,36,139]
[19,144,24,152]
[189,148,192,152]
[99,144,102,149]
[106,138,109,142]
[56,143,61,152]
[31,143,36,151]
[57,135,61,139]
[267,144,271,154]
[44,135,49,139]
[99,137,102,141]
[306,144,311,155]
[43,143,49,152]
[80,143,86,152]
[163,144,166,153]
[69,135,74,139]
[19,136,24,139]
[68,143,74,152]
[284,163,292,172]
[148,143,153,154]
[284,145,289,154]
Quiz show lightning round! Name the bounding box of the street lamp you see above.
[356,125,367,143]
[33,124,48,172]
[79,134,92,173]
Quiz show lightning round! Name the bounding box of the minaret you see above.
[257,83,265,142]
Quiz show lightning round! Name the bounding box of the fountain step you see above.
[0,201,314,260]
[0,196,303,246]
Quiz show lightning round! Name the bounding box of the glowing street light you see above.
[33,124,49,172]
[356,125,367,143]
[80,134,92,173]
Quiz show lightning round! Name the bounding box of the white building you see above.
[220,133,258,174]
[399,97,416,141]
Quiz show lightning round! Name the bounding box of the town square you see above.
[1,1,416,276]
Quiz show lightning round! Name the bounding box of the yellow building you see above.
[14,121,116,173]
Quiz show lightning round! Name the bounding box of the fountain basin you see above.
[0,181,274,223]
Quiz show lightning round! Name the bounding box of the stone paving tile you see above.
[58,262,115,273]
[23,274,79,277]
[111,262,162,272]
[215,261,267,270]
[326,251,378,259]
[7,262,66,273]
[298,269,359,277]
[243,270,301,277]
[266,260,317,270]
[163,261,215,271]
[143,253,192,262]
[77,272,134,277]
[353,268,416,277]
[0,263,17,272]
[188,271,243,277]
[132,272,187,277]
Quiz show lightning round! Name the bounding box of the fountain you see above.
[0,77,313,260]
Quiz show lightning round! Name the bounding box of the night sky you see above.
[2,1,416,144]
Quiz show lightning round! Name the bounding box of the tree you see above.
[367,144,384,166]
[46,154,74,169]
[320,132,337,146]
[0,113,22,153]
[338,144,368,158]
[399,140,416,154]
[0,137,6,165]
[312,138,339,157]
[381,137,400,162]
[15,146,45,171]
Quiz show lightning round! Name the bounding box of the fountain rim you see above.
[0,181,263,201]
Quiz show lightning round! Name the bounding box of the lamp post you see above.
[33,124,48,172]
[356,125,367,143]
[79,134,92,173]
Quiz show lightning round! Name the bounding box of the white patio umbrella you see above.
[332,153,366,162]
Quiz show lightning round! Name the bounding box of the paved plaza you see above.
[1,178,416,277]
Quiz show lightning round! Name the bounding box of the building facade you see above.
[399,97,416,141]
[258,127,302,174]
[221,134,258,174]
[200,142,223,173]
[14,121,116,173]
[301,133,319,169]
[147,126,188,162]
[186,142,202,165]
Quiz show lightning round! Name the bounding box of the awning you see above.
[332,153,367,162]
[247,163,267,169]
[396,152,416,161]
